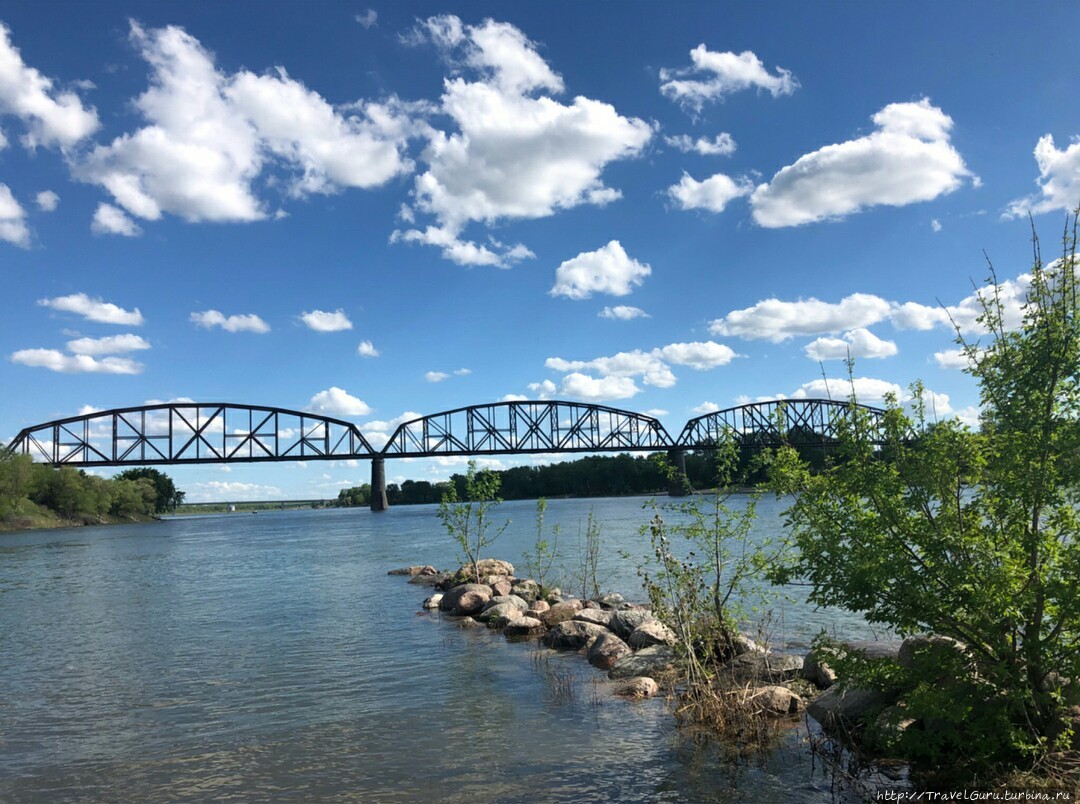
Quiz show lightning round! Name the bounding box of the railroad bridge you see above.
[6,398,887,510]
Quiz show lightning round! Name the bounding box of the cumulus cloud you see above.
[750,99,970,227]
[91,203,142,236]
[393,16,652,266]
[711,293,892,342]
[660,46,798,112]
[184,480,283,502]
[300,309,352,331]
[354,9,378,28]
[360,410,423,448]
[38,293,145,325]
[934,348,976,370]
[599,305,649,320]
[425,371,449,382]
[35,189,59,212]
[0,22,99,149]
[454,367,471,376]
[1005,134,1080,218]
[665,133,736,156]
[793,376,904,403]
[931,218,942,232]
[804,328,898,360]
[308,386,371,417]
[550,240,651,299]
[0,183,29,246]
[668,171,752,213]
[560,372,639,401]
[10,348,143,374]
[692,401,721,414]
[658,341,738,369]
[76,22,413,227]
[66,333,151,355]
[357,340,379,357]
[190,309,270,333]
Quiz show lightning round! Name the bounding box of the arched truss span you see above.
[380,400,674,458]
[676,398,888,449]
[7,403,376,467]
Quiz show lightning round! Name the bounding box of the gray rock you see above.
[481,595,528,614]
[733,632,766,655]
[540,599,584,627]
[504,616,546,638]
[422,593,443,610]
[609,609,655,640]
[524,600,550,619]
[614,676,659,699]
[897,633,967,671]
[388,564,437,576]
[573,609,614,628]
[541,620,608,651]
[801,650,838,689]
[587,631,633,670]
[628,620,677,649]
[807,685,896,731]
[747,685,804,715]
[510,578,540,603]
[608,645,675,680]
[478,601,524,627]
[409,572,448,587]
[864,705,918,752]
[544,587,563,604]
[728,652,804,682]
[489,579,513,597]
[594,592,625,609]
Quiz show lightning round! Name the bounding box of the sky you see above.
[1,1,1078,502]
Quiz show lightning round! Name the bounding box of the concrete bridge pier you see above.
[666,448,690,497]
[370,456,389,512]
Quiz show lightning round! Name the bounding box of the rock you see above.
[481,595,529,614]
[614,676,659,699]
[628,620,677,649]
[439,584,492,616]
[594,592,625,609]
[540,600,584,627]
[897,633,967,671]
[573,609,614,628]
[544,587,563,604]
[807,685,897,731]
[446,559,515,587]
[510,579,540,602]
[422,593,443,610]
[473,558,515,577]
[609,609,655,640]
[842,640,902,661]
[456,616,482,628]
[733,632,766,655]
[490,579,513,597]
[747,685,804,715]
[525,602,550,620]
[542,621,609,651]
[608,646,676,680]
[388,564,437,576]
[801,650,838,689]
[728,652,804,682]
[504,617,547,638]
[587,631,633,670]
[478,602,525,627]
[864,705,918,752]
[408,572,448,587]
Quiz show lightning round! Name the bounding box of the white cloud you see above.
[660,46,798,112]
[934,348,975,370]
[66,333,151,356]
[360,410,423,448]
[190,309,270,333]
[454,367,471,376]
[0,22,99,149]
[0,183,29,247]
[560,372,639,401]
[692,401,721,414]
[804,328,898,360]
[890,274,1029,334]
[793,377,903,403]
[394,16,652,267]
[658,341,738,369]
[953,405,981,429]
[38,293,145,325]
[300,309,352,332]
[711,293,892,342]
[665,132,736,156]
[35,189,59,212]
[599,305,649,320]
[91,203,142,236]
[308,386,372,417]
[357,340,379,357]
[11,348,143,374]
[668,171,752,213]
[184,480,283,502]
[527,379,557,398]
[1006,134,1080,218]
[425,371,449,382]
[931,218,942,232]
[544,340,736,395]
[645,408,668,418]
[500,393,528,402]
[550,240,651,299]
[355,9,378,28]
[77,22,412,226]
[750,99,970,227]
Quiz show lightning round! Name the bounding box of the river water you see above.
[0,495,876,802]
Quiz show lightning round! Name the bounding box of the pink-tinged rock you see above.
[541,621,608,651]
[490,579,513,597]
[574,609,614,628]
[540,600,584,628]
[614,676,659,699]
[504,617,546,638]
[439,583,492,615]
[525,600,550,619]
[587,631,633,670]
[748,685,804,715]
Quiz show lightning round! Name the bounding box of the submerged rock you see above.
[807,685,896,731]
[747,685,803,715]
[422,593,443,610]
[504,617,546,638]
[608,645,675,680]
[615,676,659,699]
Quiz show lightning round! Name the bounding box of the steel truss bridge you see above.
[7,398,887,509]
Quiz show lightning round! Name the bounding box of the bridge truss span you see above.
[676,398,889,449]
[7,402,376,467]
[380,400,675,458]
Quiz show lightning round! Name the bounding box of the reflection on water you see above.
[0,497,866,802]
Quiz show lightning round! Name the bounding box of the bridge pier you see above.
[666,448,690,497]
[370,456,389,512]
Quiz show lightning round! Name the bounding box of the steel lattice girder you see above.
[675,398,888,448]
[380,400,674,457]
[6,403,376,467]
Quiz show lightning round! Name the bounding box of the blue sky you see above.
[2,1,1078,501]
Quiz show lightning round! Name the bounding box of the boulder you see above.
[609,609,655,640]
[842,640,902,661]
[481,595,529,614]
[614,676,660,699]
[540,600,584,627]
[479,602,525,628]
[573,609,614,628]
[510,579,540,603]
[587,631,633,670]
[544,588,563,604]
[628,620,677,649]
[801,650,838,689]
[608,646,676,680]
[409,572,448,587]
[807,684,896,731]
[388,564,437,576]
[456,616,483,628]
[422,593,443,610]
[747,685,804,716]
[541,620,608,651]
[897,633,967,671]
[439,584,492,616]
[525,601,550,619]
[446,559,515,587]
[864,705,918,752]
[490,579,513,597]
[727,652,804,682]
[504,617,547,638]
[733,632,766,656]
[594,592,625,609]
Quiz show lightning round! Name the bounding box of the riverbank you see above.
[0,503,157,532]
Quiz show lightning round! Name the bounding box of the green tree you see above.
[438,460,509,583]
[769,221,1080,765]
[523,497,560,594]
[114,468,184,513]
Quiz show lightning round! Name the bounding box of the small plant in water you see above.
[522,497,560,595]
[438,460,509,584]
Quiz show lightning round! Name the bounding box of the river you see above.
[0,494,876,802]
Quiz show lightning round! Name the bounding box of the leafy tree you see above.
[438,460,509,583]
[114,468,184,513]
[769,220,1080,765]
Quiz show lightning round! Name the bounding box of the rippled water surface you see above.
[0,496,872,802]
